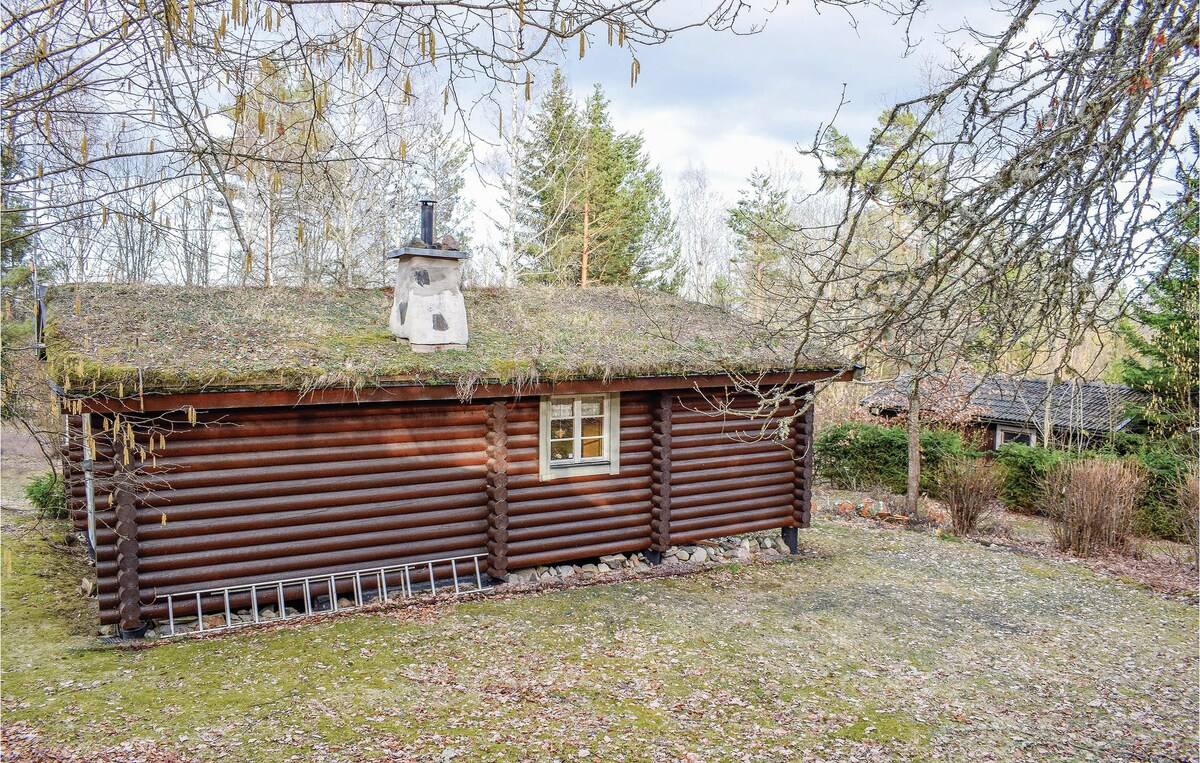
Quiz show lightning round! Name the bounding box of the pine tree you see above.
[518,72,678,289]
[1118,170,1199,437]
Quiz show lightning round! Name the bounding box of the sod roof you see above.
[45,283,844,395]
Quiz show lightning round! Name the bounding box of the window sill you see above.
[541,460,616,481]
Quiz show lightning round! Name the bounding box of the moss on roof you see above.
[44,283,842,396]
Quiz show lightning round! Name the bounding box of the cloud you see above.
[555,1,992,195]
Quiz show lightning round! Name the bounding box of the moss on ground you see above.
[1,509,1197,763]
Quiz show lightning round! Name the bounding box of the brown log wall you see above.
[89,400,490,625]
[62,386,817,628]
[665,391,801,545]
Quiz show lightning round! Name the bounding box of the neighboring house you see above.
[46,258,852,637]
[861,374,1148,449]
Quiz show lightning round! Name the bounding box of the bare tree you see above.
[675,162,734,304]
[5,0,827,265]
[722,1,1196,514]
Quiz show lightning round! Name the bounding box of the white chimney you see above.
[387,200,468,352]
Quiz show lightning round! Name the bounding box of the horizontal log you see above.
[669,431,792,450]
[670,450,790,475]
[669,516,792,545]
[135,459,486,510]
[669,494,792,522]
[72,440,487,496]
[506,501,650,531]
[508,524,649,557]
[112,520,490,575]
[671,481,794,510]
[142,446,486,495]
[150,401,485,433]
[144,424,487,459]
[507,512,649,544]
[669,505,793,534]
[671,461,791,487]
[132,479,487,525]
[508,488,652,518]
[669,418,796,437]
[671,438,794,461]
[110,505,489,550]
[671,471,792,499]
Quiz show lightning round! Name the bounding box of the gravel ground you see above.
[1,468,1196,762]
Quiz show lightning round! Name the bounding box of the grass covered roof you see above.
[45,283,843,395]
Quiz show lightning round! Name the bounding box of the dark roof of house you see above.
[861,374,1149,433]
[44,283,847,395]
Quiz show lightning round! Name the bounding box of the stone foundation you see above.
[501,532,794,587]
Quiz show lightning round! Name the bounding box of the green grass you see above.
[2,509,1197,763]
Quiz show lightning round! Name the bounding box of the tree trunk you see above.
[905,378,921,517]
[264,207,274,288]
[581,163,590,287]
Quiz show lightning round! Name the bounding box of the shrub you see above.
[937,458,1004,536]
[1129,440,1193,540]
[1174,465,1199,566]
[813,422,966,494]
[994,444,1075,514]
[24,471,68,520]
[1044,458,1147,558]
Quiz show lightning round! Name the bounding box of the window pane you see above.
[579,397,604,417]
[580,437,603,459]
[551,401,573,419]
[550,439,574,461]
[1002,430,1033,446]
[581,416,604,437]
[550,418,574,440]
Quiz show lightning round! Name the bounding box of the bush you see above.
[814,423,966,494]
[937,458,1004,536]
[24,471,68,520]
[1174,465,1199,567]
[994,444,1076,514]
[1045,458,1147,558]
[1129,440,1193,540]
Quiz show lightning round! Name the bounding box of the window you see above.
[539,393,620,480]
[996,425,1037,448]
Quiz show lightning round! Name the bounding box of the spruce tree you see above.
[727,171,790,320]
[1118,171,1199,437]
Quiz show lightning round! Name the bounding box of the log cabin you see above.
[861,374,1148,450]
[45,244,853,638]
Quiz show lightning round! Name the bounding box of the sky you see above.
[553,2,996,192]
[464,0,1000,246]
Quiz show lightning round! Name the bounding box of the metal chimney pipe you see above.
[419,199,436,247]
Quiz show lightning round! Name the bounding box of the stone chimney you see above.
[386,199,468,352]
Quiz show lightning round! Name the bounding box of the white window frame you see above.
[995,425,1037,449]
[539,393,621,481]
